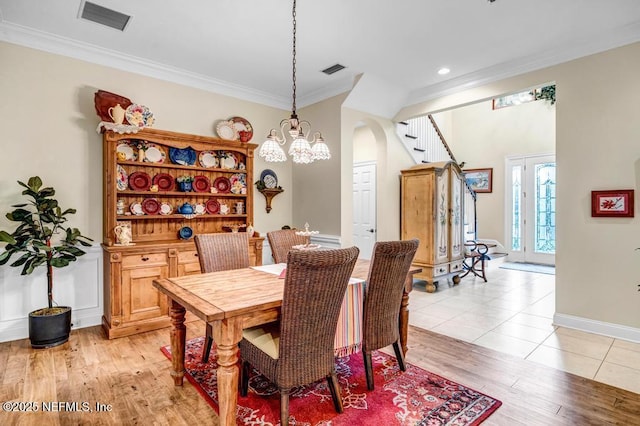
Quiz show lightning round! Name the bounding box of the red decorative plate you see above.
[205,199,220,214]
[141,198,160,215]
[213,177,231,193]
[94,90,133,122]
[152,173,175,191]
[128,171,152,191]
[230,116,253,142]
[193,175,211,193]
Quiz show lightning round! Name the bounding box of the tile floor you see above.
[408,261,640,395]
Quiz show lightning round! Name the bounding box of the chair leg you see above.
[280,389,290,426]
[240,360,250,397]
[393,341,406,371]
[363,350,375,390]
[202,323,214,363]
[326,372,344,413]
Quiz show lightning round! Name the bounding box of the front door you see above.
[353,162,376,259]
[506,154,556,265]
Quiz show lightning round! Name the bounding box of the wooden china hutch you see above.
[101,127,263,338]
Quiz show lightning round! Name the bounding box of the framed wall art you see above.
[464,168,493,193]
[591,189,634,217]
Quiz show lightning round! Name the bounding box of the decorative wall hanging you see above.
[591,190,634,217]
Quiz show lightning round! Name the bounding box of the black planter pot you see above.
[28,306,72,349]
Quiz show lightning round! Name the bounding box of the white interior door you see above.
[505,154,556,265]
[353,162,376,259]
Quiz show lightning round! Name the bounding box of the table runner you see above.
[251,263,365,356]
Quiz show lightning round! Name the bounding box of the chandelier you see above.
[258,0,331,164]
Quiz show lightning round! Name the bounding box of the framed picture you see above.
[464,168,493,193]
[591,190,634,217]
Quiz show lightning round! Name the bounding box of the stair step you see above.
[413,148,425,152]
[405,134,418,139]
[399,121,409,125]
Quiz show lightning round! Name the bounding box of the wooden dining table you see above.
[153,258,421,426]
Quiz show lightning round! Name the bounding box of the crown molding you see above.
[0,21,291,110]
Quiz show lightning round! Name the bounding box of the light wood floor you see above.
[1,323,639,425]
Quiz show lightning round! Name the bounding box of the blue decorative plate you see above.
[169,147,197,166]
[178,226,193,240]
[260,169,278,189]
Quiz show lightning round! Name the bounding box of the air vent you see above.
[79,1,131,31]
[321,64,346,75]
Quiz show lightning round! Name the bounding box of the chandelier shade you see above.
[258,0,330,164]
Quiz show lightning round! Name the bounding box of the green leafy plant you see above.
[0,177,93,312]
[177,175,194,183]
[534,85,556,105]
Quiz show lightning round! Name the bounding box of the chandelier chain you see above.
[291,0,297,115]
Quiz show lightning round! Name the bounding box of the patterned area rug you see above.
[161,337,501,425]
[499,262,555,275]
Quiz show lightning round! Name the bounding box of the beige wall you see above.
[0,41,290,241]
[353,126,376,163]
[397,42,640,335]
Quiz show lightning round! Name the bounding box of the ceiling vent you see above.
[321,64,346,75]
[79,1,131,31]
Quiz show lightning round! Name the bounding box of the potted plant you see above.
[0,176,92,348]
[176,175,194,192]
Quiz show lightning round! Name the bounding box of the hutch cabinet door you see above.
[434,168,450,265]
[121,264,170,323]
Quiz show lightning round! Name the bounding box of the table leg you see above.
[169,299,186,386]
[212,317,244,426]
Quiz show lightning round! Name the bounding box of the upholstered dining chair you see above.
[239,246,360,426]
[194,232,250,363]
[267,229,310,264]
[362,239,419,391]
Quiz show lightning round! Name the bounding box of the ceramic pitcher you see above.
[108,104,126,125]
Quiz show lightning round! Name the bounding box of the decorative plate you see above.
[159,202,173,215]
[220,152,238,169]
[230,116,253,141]
[216,120,238,140]
[125,104,155,128]
[193,175,211,193]
[198,150,219,168]
[205,199,220,214]
[229,173,247,194]
[143,143,166,163]
[178,226,193,240]
[116,165,128,191]
[130,202,144,216]
[169,146,197,166]
[116,141,137,161]
[128,171,152,191]
[94,90,133,122]
[194,203,206,215]
[152,173,176,192]
[141,198,160,215]
[213,176,231,193]
[260,169,278,189]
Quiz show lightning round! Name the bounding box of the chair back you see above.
[267,229,310,264]
[276,246,359,388]
[194,232,250,273]
[363,239,419,352]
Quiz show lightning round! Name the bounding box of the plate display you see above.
[219,151,238,169]
[116,165,128,191]
[169,146,197,166]
[125,104,155,128]
[159,202,173,215]
[152,173,175,192]
[198,150,219,168]
[205,199,220,214]
[141,198,160,215]
[130,202,144,216]
[231,116,253,141]
[94,90,133,123]
[213,177,231,193]
[143,143,166,164]
[116,141,137,161]
[260,169,278,189]
[178,226,193,240]
[229,173,247,194]
[216,120,238,140]
[128,171,152,191]
[193,175,211,193]
[194,203,206,215]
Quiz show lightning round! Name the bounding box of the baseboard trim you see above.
[553,313,640,344]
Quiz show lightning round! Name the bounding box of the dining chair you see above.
[362,239,419,390]
[194,232,250,363]
[239,246,360,426]
[267,229,310,264]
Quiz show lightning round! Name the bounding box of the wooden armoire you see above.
[400,161,465,292]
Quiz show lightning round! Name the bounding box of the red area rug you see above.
[161,337,501,425]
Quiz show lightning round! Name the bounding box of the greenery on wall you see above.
[534,85,556,105]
